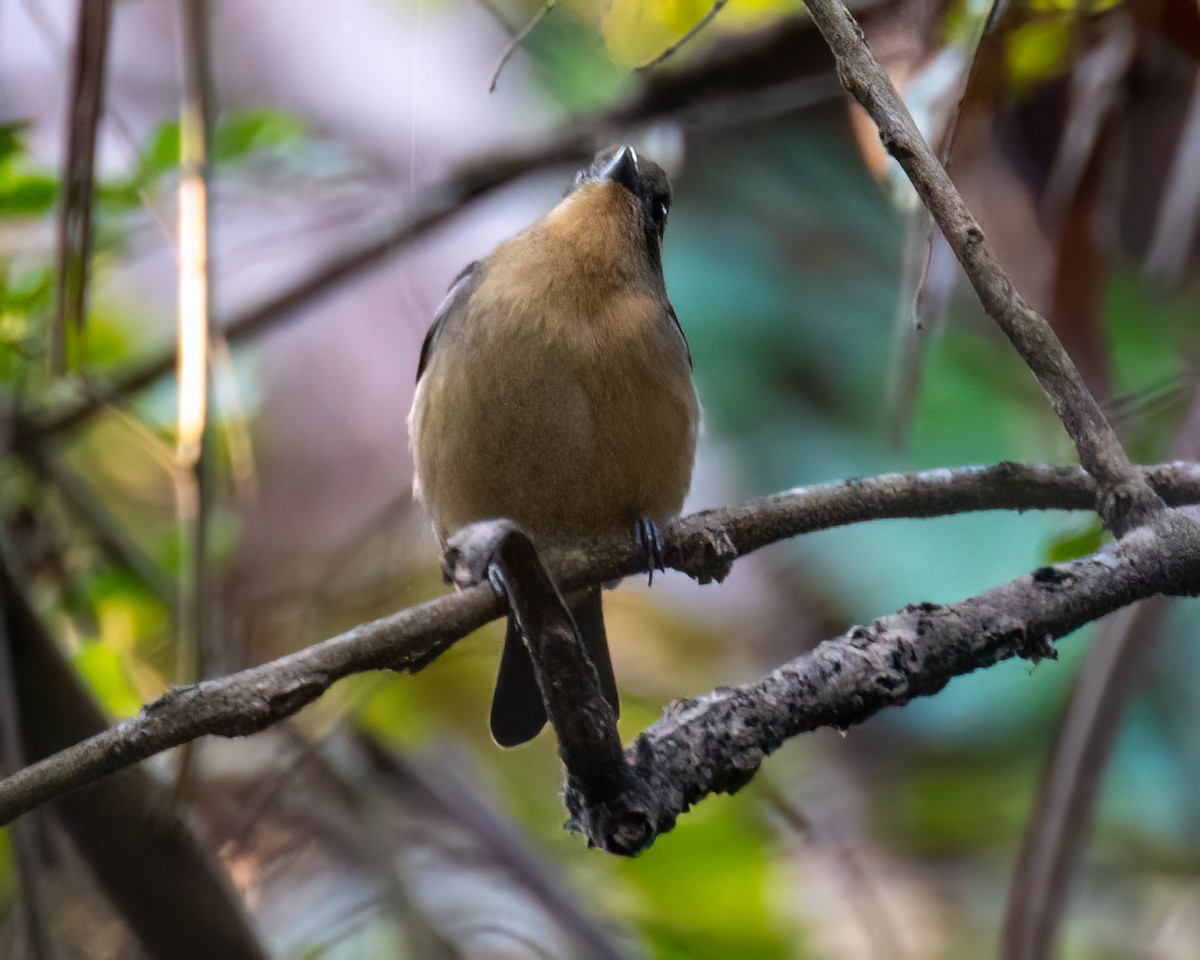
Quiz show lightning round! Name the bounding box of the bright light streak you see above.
[176,170,208,466]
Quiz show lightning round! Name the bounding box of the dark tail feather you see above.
[489,587,618,747]
[490,612,547,747]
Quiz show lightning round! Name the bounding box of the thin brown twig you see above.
[760,781,905,960]
[802,0,1163,536]
[51,0,113,374]
[1,461,1199,828]
[1002,389,1200,960]
[1001,598,1170,960]
[638,0,729,71]
[488,0,556,93]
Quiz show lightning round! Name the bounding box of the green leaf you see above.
[213,109,306,161]
[136,121,182,183]
[0,121,59,216]
[1045,521,1105,564]
[136,110,307,185]
[0,122,29,166]
[1005,16,1073,94]
[72,641,145,719]
[0,172,58,215]
[96,177,145,211]
[0,266,52,313]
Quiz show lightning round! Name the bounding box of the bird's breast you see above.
[410,264,697,548]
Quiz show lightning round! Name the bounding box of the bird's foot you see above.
[634,516,666,586]
[442,518,523,606]
[486,563,509,601]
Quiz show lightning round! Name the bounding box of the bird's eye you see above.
[657,201,669,223]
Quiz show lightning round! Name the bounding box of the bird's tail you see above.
[489,586,619,747]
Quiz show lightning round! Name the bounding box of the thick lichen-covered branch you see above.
[565,512,1200,853]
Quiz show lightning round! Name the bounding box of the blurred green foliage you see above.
[2,3,1199,957]
[0,124,58,216]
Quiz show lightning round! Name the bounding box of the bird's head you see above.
[573,145,672,241]
[540,145,674,280]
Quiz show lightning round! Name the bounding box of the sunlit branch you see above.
[172,0,216,796]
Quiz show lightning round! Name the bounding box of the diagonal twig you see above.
[489,0,557,93]
[802,0,1163,536]
[638,0,729,71]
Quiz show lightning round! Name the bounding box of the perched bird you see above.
[407,145,699,746]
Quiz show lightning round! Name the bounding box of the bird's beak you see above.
[599,145,640,192]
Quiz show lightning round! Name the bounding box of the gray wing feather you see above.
[416,261,481,382]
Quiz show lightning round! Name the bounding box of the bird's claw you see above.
[634,516,666,586]
[442,518,523,595]
[487,563,510,601]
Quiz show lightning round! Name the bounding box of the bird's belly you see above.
[413,342,695,548]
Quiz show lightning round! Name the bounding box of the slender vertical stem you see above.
[174,0,217,747]
[802,0,1164,535]
[52,0,112,373]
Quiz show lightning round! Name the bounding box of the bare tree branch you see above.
[2,461,1199,828]
[802,0,1162,535]
[564,512,1200,853]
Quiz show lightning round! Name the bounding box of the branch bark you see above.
[444,520,656,850]
[802,0,1163,535]
[2,461,1199,828]
[565,511,1200,853]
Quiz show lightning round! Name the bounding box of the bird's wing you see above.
[666,302,693,369]
[416,261,481,383]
